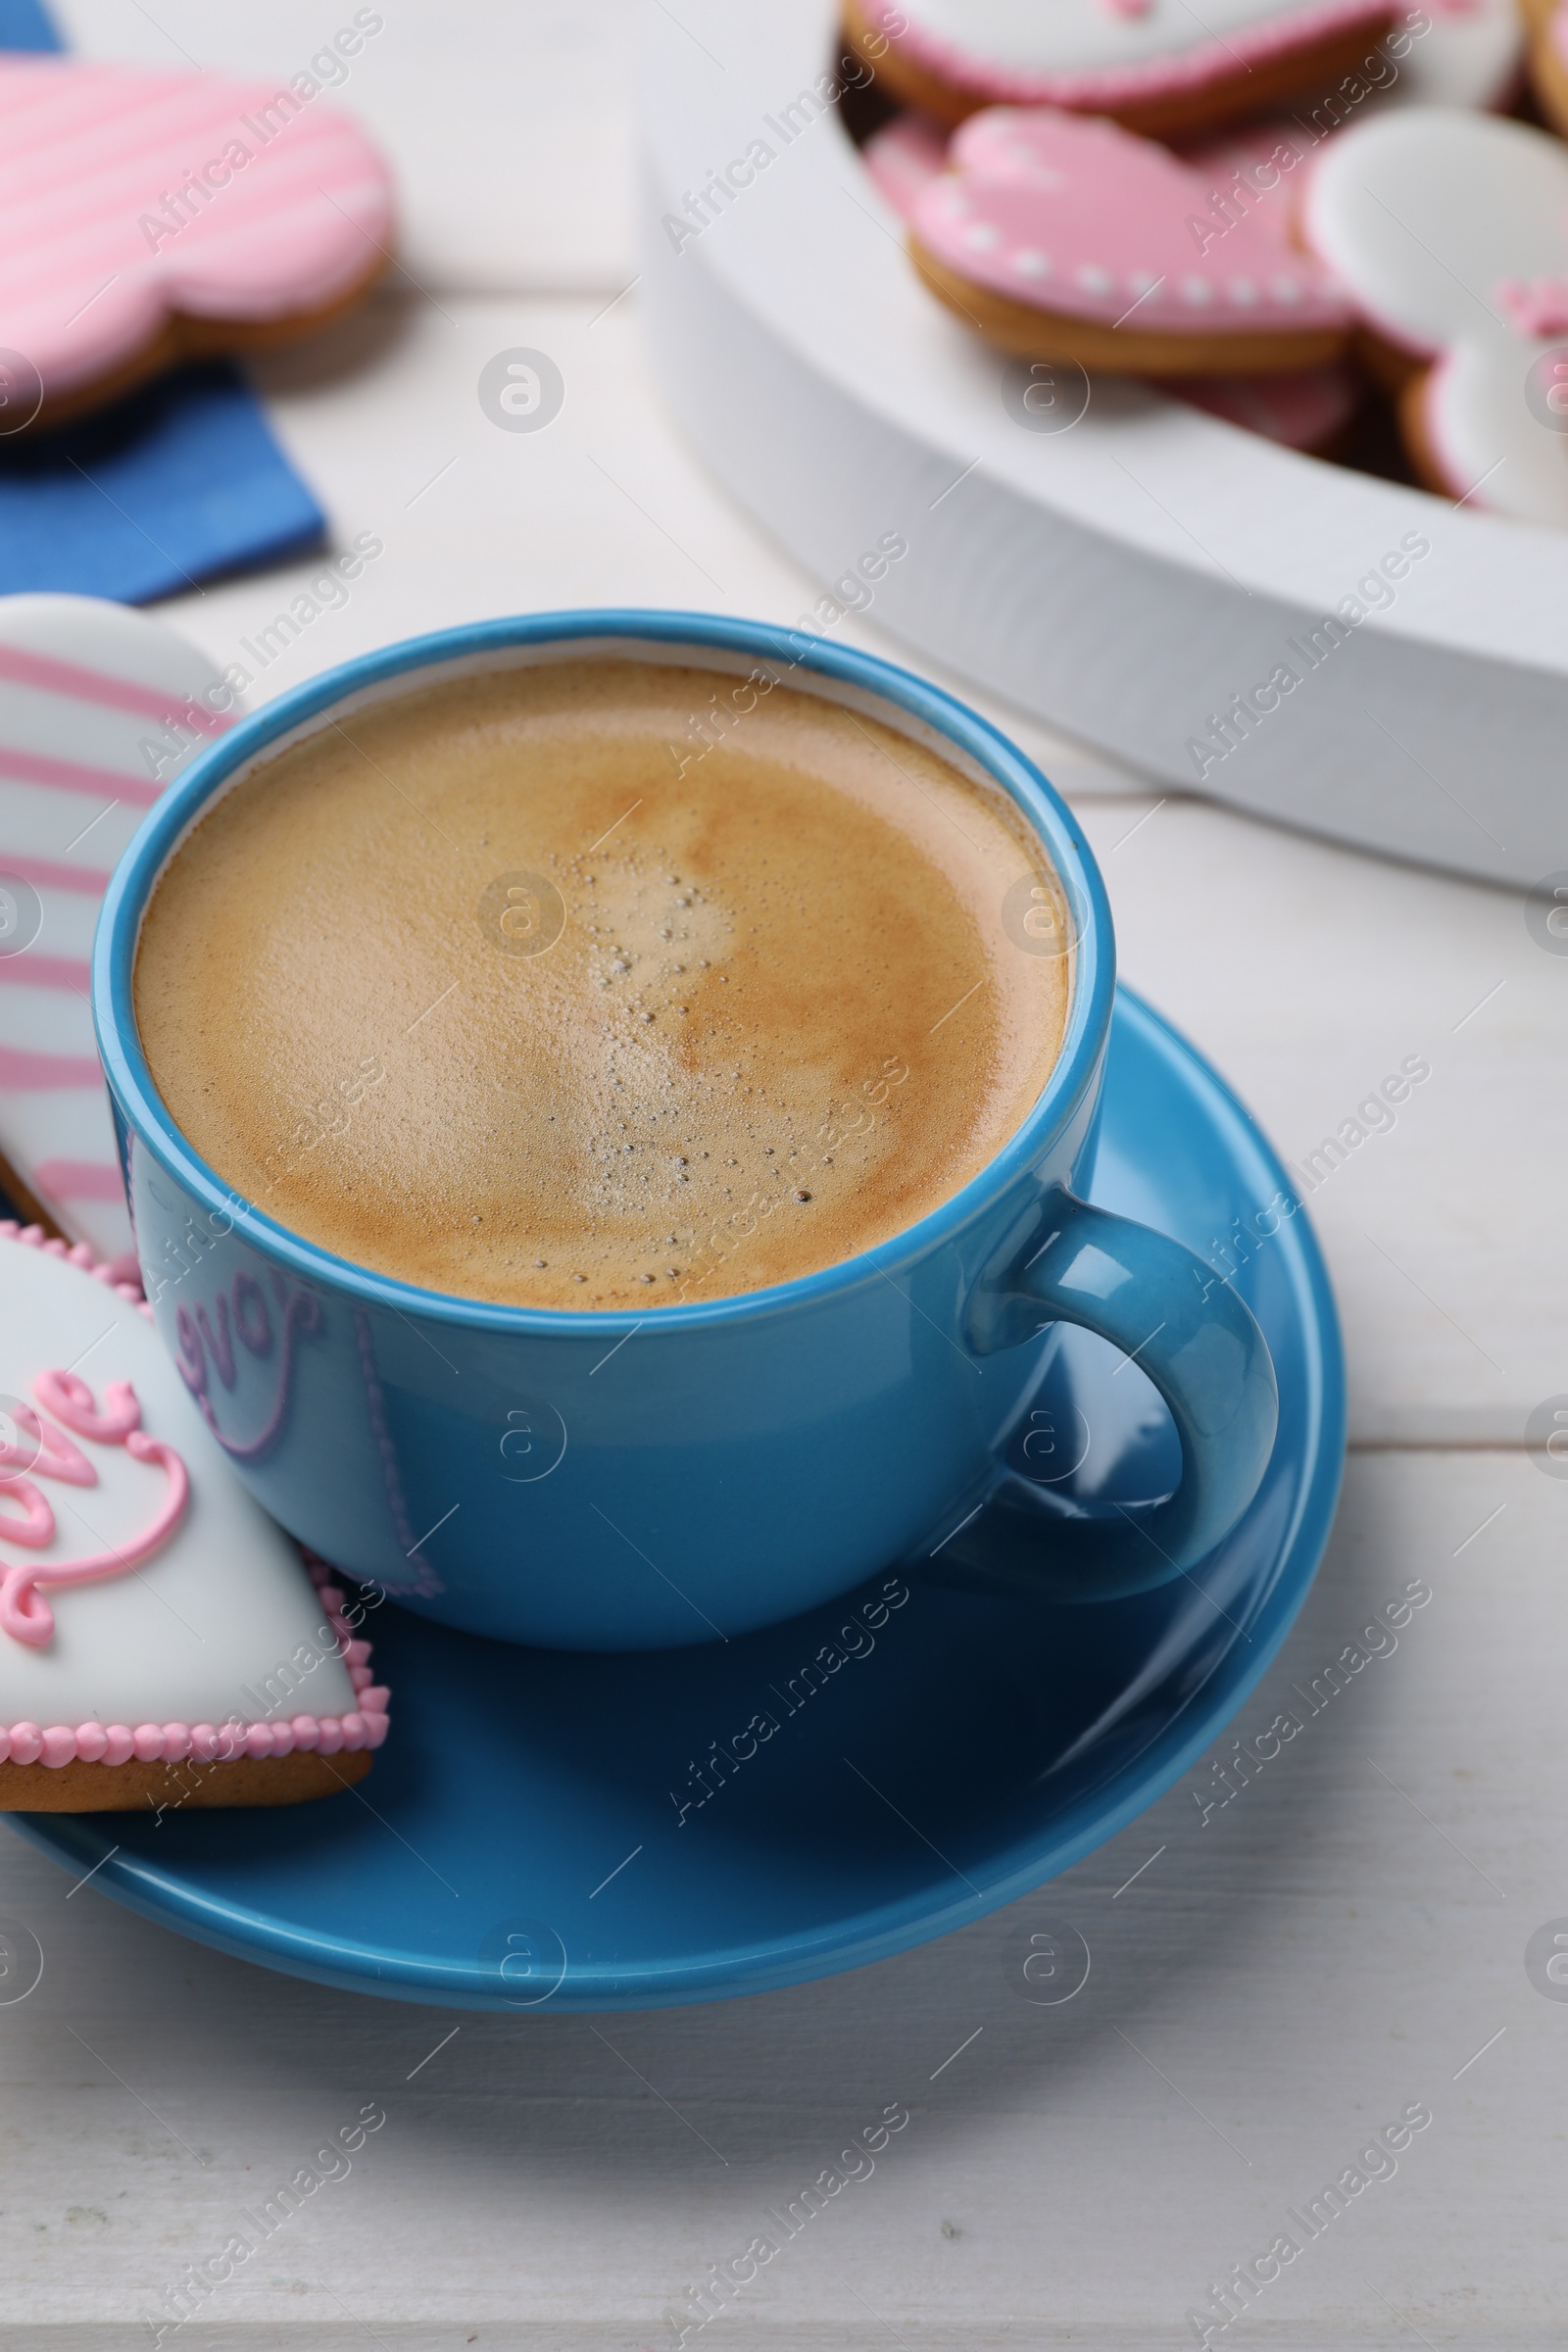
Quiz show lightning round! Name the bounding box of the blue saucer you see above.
[13,988,1344,2011]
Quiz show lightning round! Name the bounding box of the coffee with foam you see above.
[134,660,1070,1307]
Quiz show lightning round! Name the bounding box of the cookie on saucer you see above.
[0,1224,388,1810]
[0,56,394,431]
[0,594,237,1275]
[845,0,1396,136]
[908,107,1350,374]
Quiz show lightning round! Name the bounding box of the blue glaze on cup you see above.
[92,611,1276,1649]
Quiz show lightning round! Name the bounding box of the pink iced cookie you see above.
[1304,108,1568,521]
[868,108,1355,441]
[846,0,1396,137]
[1167,364,1361,448]
[908,108,1350,376]
[0,54,394,429]
[1176,122,1318,242]
[863,111,951,217]
[0,595,241,1271]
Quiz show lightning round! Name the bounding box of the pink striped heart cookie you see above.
[0,1224,387,1810]
[0,594,240,1271]
[908,108,1351,376]
[0,48,393,431]
[846,0,1395,136]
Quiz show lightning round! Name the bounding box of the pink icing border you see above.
[0,1221,391,1769]
[865,0,1393,108]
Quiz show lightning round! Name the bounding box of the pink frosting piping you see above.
[0,1403,190,1648]
[865,0,1393,107]
[0,1222,391,1767]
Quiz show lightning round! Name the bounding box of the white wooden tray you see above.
[638,0,1563,884]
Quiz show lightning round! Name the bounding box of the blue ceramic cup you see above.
[93,611,1277,1650]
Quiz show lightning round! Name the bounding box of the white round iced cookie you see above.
[1396,0,1524,109]
[1182,0,1522,165]
[1304,109,1568,524]
[846,0,1396,134]
[1174,0,1525,242]
[0,1227,387,1809]
[0,595,239,1271]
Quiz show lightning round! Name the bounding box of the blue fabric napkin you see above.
[0,0,327,600]
[0,364,325,602]
[0,0,59,48]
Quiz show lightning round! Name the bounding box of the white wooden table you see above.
[8,7,1564,2344]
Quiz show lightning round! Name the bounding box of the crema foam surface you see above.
[135,662,1070,1307]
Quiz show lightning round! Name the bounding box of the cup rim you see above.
[94,607,1115,1333]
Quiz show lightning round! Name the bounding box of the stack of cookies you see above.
[851,0,1568,522]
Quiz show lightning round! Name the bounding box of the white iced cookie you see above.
[0,1225,388,1811]
[1304,109,1568,523]
[1184,0,1522,163]
[845,0,1396,136]
[0,595,239,1271]
[1397,0,1523,110]
[1177,0,1526,270]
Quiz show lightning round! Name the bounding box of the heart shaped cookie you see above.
[0,1224,388,1810]
[846,0,1396,136]
[0,54,394,431]
[0,593,238,1270]
[1303,108,1568,521]
[908,107,1350,375]
[869,108,1359,441]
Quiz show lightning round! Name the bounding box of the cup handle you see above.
[932,1188,1279,1602]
